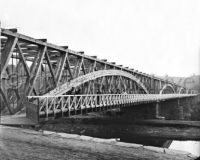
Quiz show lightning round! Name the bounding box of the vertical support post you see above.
[155,101,159,118]
[159,81,162,91]
[80,96,82,115]
[74,96,77,115]
[85,97,88,114]
[37,98,40,123]
[151,76,155,94]
[155,101,165,119]
[177,98,184,120]
[46,97,48,119]
[53,98,56,118]
[96,95,98,112]
[68,96,71,117]
[184,97,191,120]
[61,97,64,117]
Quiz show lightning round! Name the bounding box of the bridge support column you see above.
[182,98,191,120]
[155,101,159,118]
[186,98,191,119]
[177,99,184,120]
[155,101,165,120]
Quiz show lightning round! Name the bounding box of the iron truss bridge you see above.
[0,28,198,116]
[28,94,196,121]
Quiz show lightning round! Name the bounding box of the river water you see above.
[169,141,200,156]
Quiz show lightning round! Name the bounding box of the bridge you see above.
[0,28,198,123]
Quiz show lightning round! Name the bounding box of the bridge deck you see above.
[27,93,196,122]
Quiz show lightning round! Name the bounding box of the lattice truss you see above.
[0,28,192,114]
[35,94,193,118]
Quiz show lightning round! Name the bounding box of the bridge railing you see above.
[27,94,196,121]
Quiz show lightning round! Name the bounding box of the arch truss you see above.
[0,28,196,114]
[160,84,175,94]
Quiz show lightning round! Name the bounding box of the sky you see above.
[0,0,200,77]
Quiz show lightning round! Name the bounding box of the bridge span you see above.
[27,94,195,122]
[0,28,198,122]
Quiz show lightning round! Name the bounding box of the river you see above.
[169,141,200,156]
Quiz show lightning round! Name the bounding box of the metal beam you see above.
[56,53,67,86]
[45,50,57,86]
[1,37,18,77]
[27,46,47,95]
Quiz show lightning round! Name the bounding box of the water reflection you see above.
[169,141,200,156]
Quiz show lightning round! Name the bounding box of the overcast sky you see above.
[0,0,200,77]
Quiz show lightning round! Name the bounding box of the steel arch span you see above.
[0,28,197,114]
[159,84,175,94]
[178,87,187,94]
[45,69,149,96]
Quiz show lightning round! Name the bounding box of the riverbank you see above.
[0,125,196,160]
